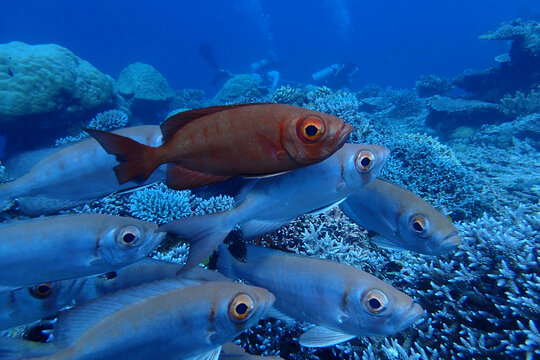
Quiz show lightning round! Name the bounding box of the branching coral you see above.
[500,87,540,116]
[55,109,128,145]
[271,85,307,106]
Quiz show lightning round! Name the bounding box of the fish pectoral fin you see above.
[299,326,356,348]
[242,170,290,179]
[266,306,297,322]
[166,164,230,190]
[305,198,346,216]
[371,235,407,251]
[187,346,222,360]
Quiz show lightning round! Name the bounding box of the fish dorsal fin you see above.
[299,326,356,348]
[160,104,257,143]
[188,347,222,360]
[54,278,201,346]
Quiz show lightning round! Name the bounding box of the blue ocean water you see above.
[0,1,539,360]
[1,0,539,92]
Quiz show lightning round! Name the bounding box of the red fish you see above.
[87,103,352,190]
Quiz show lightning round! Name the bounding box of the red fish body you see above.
[87,103,352,190]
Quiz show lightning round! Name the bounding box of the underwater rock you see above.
[454,19,540,102]
[211,74,262,104]
[115,62,174,120]
[0,41,116,151]
[414,74,453,97]
[426,95,510,132]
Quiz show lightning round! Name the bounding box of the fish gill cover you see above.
[0,1,539,359]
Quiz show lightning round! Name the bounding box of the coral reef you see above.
[500,87,540,116]
[55,110,129,145]
[115,62,174,121]
[211,74,263,104]
[170,89,206,110]
[271,85,307,106]
[426,95,510,133]
[454,19,540,102]
[415,74,453,98]
[0,41,116,151]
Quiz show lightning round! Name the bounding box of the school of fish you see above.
[0,103,461,359]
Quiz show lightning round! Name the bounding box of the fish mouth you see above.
[397,302,426,332]
[336,123,353,148]
[435,232,462,253]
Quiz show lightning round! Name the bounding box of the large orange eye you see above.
[116,226,141,248]
[410,215,428,234]
[29,283,53,299]
[355,150,375,173]
[364,289,388,314]
[300,117,325,141]
[228,293,254,322]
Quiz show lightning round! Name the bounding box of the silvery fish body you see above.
[0,126,164,215]
[0,213,164,291]
[340,178,462,254]
[0,280,275,360]
[0,279,86,331]
[76,258,231,303]
[219,342,284,360]
[161,143,390,271]
[217,245,425,348]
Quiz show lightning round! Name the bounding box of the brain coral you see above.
[0,41,115,131]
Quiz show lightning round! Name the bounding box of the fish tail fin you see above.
[159,213,235,273]
[0,336,56,359]
[85,128,159,184]
[216,244,240,279]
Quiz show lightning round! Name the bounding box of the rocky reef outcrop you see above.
[0,41,116,150]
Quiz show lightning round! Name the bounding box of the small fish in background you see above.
[339,178,462,254]
[0,213,164,291]
[160,143,390,271]
[220,342,284,360]
[0,279,86,331]
[217,244,425,348]
[87,103,352,190]
[0,280,275,360]
[76,258,231,303]
[0,125,164,215]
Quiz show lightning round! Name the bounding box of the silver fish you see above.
[76,258,231,303]
[161,143,390,271]
[0,213,164,291]
[217,244,425,348]
[220,343,284,360]
[340,178,462,254]
[0,280,275,360]
[0,125,164,215]
[0,279,86,331]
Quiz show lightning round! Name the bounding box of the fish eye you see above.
[355,150,376,173]
[364,289,388,314]
[29,283,53,299]
[116,226,141,247]
[410,215,428,234]
[228,293,255,322]
[299,116,325,142]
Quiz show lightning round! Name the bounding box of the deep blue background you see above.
[1,0,540,95]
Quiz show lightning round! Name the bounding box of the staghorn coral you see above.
[128,183,194,224]
[500,87,540,116]
[271,85,307,106]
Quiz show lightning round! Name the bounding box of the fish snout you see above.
[336,123,353,147]
[434,232,462,254]
[396,301,426,332]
